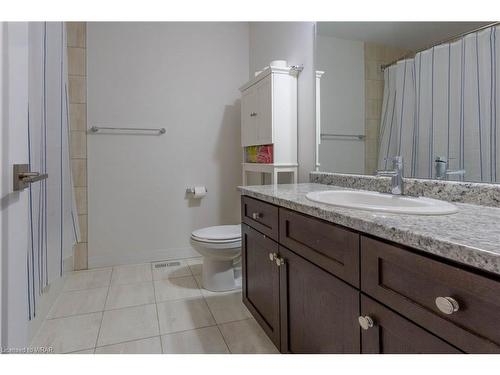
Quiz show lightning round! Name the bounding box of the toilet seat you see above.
[191,225,241,243]
[190,237,241,249]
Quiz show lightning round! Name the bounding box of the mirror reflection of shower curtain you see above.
[378,25,500,183]
[27,22,79,320]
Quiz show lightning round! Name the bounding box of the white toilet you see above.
[190,225,241,292]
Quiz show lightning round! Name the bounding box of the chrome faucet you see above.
[376,156,404,195]
[434,156,466,180]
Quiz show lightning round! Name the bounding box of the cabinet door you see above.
[241,86,257,146]
[360,295,461,354]
[241,224,280,348]
[279,246,360,353]
[255,76,273,145]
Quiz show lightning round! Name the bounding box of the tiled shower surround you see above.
[67,22,88,270]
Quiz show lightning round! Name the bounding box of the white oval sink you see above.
[305,190,458,215]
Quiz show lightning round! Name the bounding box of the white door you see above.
[0,22,30,349]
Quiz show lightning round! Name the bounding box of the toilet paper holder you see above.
[186,187,208,194]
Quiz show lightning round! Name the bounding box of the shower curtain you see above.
[378,25,500,183]
[27,22,79,320]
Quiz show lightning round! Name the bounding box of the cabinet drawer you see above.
[241,196,279,241]
[279,208,360,287]
[361,236,500,353]
[360,295,461,353]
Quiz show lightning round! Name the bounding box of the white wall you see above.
[248,22,316,182]
[316,34,365,173]
[87,23,249,267]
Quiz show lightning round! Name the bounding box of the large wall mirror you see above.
[315,22,500,183]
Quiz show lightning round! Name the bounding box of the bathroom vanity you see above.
[239,182,500,354]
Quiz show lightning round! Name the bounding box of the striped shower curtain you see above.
[27,22,79,320]
[378,25,499,183]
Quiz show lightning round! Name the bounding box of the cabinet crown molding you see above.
[239,66,299,92]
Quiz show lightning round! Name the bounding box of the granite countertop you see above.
[238,183,500,276]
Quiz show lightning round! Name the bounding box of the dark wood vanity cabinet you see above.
[240,195,500,354]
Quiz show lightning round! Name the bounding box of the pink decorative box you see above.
[245,144,273,164]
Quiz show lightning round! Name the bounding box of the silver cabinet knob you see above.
[358,316,374,330]
[435,296,460,315]
[275,257,285,267]
[268,253,277,262]
[252,212,261,220]
[250,112,257,117]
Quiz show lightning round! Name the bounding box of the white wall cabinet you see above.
[240,66,298,184]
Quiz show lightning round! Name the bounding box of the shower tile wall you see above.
[67,22,88,270]
[364,43,409,174]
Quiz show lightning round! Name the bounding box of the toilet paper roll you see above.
[193,186,207,199]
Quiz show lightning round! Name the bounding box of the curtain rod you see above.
[381,22,500,71]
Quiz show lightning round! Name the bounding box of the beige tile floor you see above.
[30,257,278,354]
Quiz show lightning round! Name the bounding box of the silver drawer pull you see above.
[435,296,460,315]
[250,112,258,117]
[358,316,374,330]
[252,212,261,220]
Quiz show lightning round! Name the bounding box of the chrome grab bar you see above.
[90,126,166,134]
[320,133,365,140]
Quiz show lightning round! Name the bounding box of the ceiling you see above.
[317,22,494,51]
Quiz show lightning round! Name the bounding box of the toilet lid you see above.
[191,225,241,241]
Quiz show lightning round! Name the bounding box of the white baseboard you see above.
[88,246,199,269]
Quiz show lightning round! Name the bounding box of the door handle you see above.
[19,172,48,183]
[13,164,48,191]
